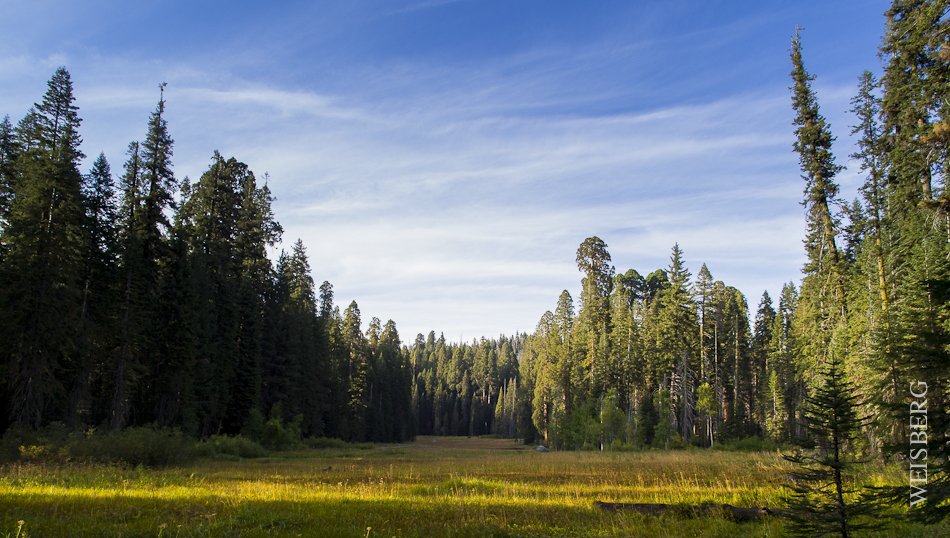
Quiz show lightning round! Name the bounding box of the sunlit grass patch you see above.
[0,436,944,537]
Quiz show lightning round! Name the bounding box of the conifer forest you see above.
[2,0,950,524]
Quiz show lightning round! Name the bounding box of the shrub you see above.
[712,436,782,452]
[240,408,265,442]
[1,424,195,466]
[0,423,72,463]
[260,413,304,450]
[304,437,348,449]
[66,426,195,466]
[194,435,268,459]
[303,437,375,450]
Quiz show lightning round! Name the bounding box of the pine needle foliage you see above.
[782,352,880,537]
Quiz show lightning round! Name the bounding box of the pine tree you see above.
[69,152,119,427]
[783,353,878,537]
[112,141,146,430]
[880,0,949,214]
[154,203,199,431]
[140,83,175,266]
[109,84,179,430]
[653,245,697,441]
[610,273,642,415]
[575,237,615,398]
[765,283,798,441]
[790,30,848,409]
[0,115,20,239]
[1,67,86,428]
[721,287,751,439]
[553,290,576,415]
[694,264,715,383]
[872,1,950,522]
[848,71,901,442]
[531,310,557,445]
[345,300,369,441]
[751,291,776,434]
[180,153,282,434]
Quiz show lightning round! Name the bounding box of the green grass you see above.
[0,436,943,537]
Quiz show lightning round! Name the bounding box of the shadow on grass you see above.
[0,489,782,538]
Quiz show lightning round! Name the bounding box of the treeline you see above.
[0,72,413,443]
[405,243,782,450]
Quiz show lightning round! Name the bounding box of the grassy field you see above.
[0,436,944,538]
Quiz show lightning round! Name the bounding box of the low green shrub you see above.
[303,437,348,449]
[66,426,195,466]
[1,424,195,466]
[303,437,375,450]
[0,423,71,463]
[712,436,783,452]
[240,408,265,441]
[260,417,299,450]
[194,435,267,459]
[606,439,639,452]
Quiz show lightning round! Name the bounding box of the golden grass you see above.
[0,436,943,537]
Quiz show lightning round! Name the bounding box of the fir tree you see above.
[0,115,20,238]
[1,68,86,428]
[70,152,119,427]
[575,237,614,398]
[789,31,849,423]
[112,141,145,430]
[783,353,879,537]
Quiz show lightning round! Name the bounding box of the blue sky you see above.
[1,0,891,341]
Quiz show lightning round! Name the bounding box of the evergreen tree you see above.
[140,83,175,266]
[880,0,949,214]
[575,237,614,398]
[345,300,369,441]
[69,152,119,427]
[751,291,776,434]
[1,68,86,428]
[553,290,576,415]
[610,273,642,414]
[721,287,751,439]
[694,264,715,383]
[531,311,557,444]
[0,115,20,239]
[109,84,179,430]
[654,245,697,441]
[873,1,950,522]
[790,32,847,394]
[112,141,146,430]
[783,353,878,537]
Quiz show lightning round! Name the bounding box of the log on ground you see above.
[595,501,775,522]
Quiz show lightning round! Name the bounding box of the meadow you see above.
[0,436,944,538]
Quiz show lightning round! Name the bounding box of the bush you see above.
[712,436,782,452]
[303,437,348,449]
[606,439,634,452]
[303,437,375,450]
[67,427,195,466]
[1,425,276,465]
[240,408,265,442]
[1,424,195,466]
[0,423,77,463]
[194,435,268,459]
[260,414,304,451]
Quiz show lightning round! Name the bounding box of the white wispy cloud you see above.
[384,0,473,17]
[1,14,867,339]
